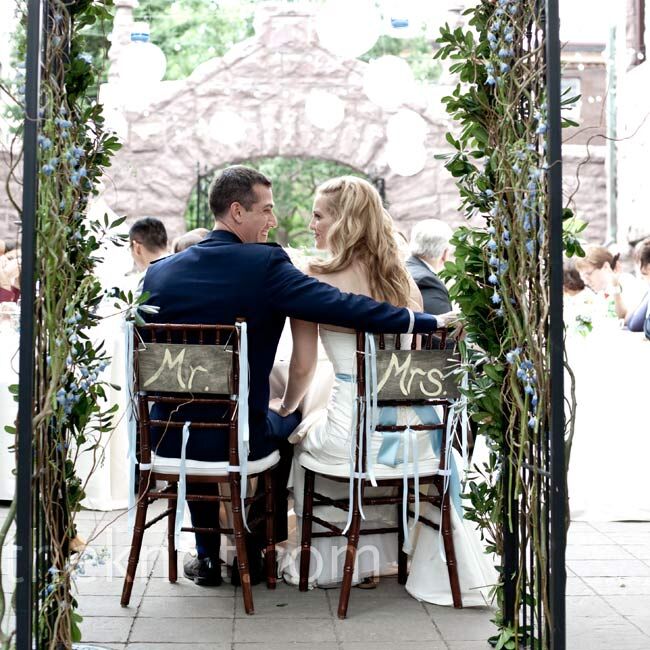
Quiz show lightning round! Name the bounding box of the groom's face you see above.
[237,184,277,243]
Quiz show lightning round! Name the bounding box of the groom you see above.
[142,165,456,586]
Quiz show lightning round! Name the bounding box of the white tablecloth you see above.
[568,326,650,521]
[0,315,130,510]
[0,325,18,501]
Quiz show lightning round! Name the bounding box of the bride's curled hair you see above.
[309,176,412,307]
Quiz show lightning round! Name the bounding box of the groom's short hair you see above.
[209,165,272,220]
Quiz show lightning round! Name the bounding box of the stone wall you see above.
[0,2,609,247]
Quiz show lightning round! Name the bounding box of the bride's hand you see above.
[435,310,461,329]
[269,397,293,417]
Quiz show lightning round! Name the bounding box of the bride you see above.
[274,176,495,603]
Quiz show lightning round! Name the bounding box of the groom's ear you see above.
[229,201,244,224]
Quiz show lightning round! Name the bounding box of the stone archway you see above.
[103,2,460,240]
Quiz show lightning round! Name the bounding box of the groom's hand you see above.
[435,310,461,329]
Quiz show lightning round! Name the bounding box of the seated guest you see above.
[142,165,455,587]
[563,257,586,296]
[171,227,209,253]
[575,245,643,321]
[406,218,453,315]
[128,217,169,272]
[0,248,20,303]
[627,238,650,332]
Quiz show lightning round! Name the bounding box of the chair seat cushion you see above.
[151,450,280,477]
[296,450,440,479]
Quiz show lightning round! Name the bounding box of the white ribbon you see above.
[399,417,421,555]
[235,322,251,532]
[461,371,470,471]
[124,320,138,531]
[174,421,191,548]
[364,334,378,488]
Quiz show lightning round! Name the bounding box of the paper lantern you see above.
[316,0,382,60]
[208,110,247,146]
[118,22,167,86]
[363,55,416,111]
[386,140,427,177]
[386,108,428,144]
[305,90,345,130]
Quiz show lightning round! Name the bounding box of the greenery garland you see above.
[0,1,146,647]
[434,1,581,647]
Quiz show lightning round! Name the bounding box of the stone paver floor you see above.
[2,503,650,649]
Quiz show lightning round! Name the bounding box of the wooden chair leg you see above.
[231,474,254,615]
[299,468,315,592]
[264,470,276,589]
[121,472,150,606]
[167,486,178,584]
[440,488,462,608]
[338,479,363,620]
[397,484,408,585]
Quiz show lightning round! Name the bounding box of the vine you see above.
[0,1,145,647]
[435,1,581,647]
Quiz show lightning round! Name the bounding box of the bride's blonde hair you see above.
[309,176,412,307]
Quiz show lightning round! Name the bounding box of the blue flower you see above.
[500,62,510,74]
[524,383,535,395]
[488,273,498,285]
[523,215,531,231]
[536,122,547,135]
[487,32,497,43]
[496,308,504,317]
[512,163,521,174]
[509,4,518,14]
[506,348,520,364]
[487,238,498,251]
[489,255,499,267]
[486,74,496,86]
[487,225,496,235]
[499,261,509,274]
[528,415,537,429]
[504,33,513,43]
[526,240,535,255]
[55,118,72,129]
[491,290,502,305]
[38,135,52,149]
[42,164,54,176]
[498,48,510,59]
[76,52,92,65]
[484,189,494,197]
[532,394,539,407]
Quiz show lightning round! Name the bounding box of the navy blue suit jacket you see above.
[142,230,438,461]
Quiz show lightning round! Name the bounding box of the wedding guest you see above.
[128,217,169,272]
[563,257,586,296]
[0,249,20,303]
[171,227,209,253]
[406,218,453,315]
[626,238,650,332]
[575,245,643,321]
[141,165,456,588]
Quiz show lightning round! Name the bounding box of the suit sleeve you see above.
[264,248,438,333]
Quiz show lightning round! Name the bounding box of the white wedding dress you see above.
[281,328,496,605]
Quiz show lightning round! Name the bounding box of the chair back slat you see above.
[137,342,233,395]
[374,349,460,402]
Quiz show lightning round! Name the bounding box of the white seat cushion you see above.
[296,450,440,479]
[151,450,280,477]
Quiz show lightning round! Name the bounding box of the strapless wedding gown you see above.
[281,329,496,604]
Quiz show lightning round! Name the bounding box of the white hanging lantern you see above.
[305,90,345,131]
[386,140,427,177]
[363,55,416,111]
[208,110,247,146]
[316,0,382,60]
[386,108,428,144]
[117,22,166,110]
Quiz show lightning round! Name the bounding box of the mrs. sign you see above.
[374,350,460,401]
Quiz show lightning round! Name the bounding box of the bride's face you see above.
[310,195,336,250]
